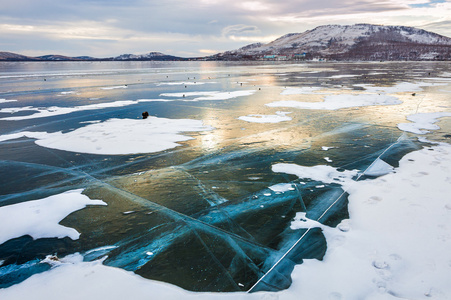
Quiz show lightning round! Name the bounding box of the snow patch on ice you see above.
[160,90,256,101]
[0,189,106,245]
[100,85,128,90]
[0,99,169,121]
[280,87,323,95]
[288,142,451,300]
[267,94,401,110]
[0,99,17,104]
[354,81,443,94]
[321,146,336,151]
[156,82,216,86]
[272,163,358,185]
[238,111,292,123]
[268,183,295,193]
[397,112,451,134]
[0,117,213,155]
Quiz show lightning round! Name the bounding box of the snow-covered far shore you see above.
[1,140,450,300]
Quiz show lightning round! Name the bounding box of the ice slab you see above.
[0,189,106,245]
[363,158,394,176]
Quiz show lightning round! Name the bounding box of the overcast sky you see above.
[1,0,450,57]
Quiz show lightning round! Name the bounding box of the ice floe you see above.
[0,117,213,155]
[267,94,401,110]
[397,112,451,134]
[0,189,106,245]
[238,111,292,123]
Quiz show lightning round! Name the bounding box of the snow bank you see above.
[397,112,451,134]
[267,94,401,110]
[160,90,256,101]
[0,117,213,155]
[0,189,106,245]
[238,111,292,123]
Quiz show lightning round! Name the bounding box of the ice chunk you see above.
[363,158,394,176]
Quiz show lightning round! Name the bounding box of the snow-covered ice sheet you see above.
[0,117,213,155]
[1,142,450,300]
[266,94,401,110]
[0,189,106,245]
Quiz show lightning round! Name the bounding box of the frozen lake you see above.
[0,61,450,298]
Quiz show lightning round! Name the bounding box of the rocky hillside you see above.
[214,24,451,61]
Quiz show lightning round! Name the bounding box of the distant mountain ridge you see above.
[1,24,451,61]
[0,51,186,61]
[214,24,451,61]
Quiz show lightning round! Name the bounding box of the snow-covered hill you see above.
[216,24,451,61]
[112,52,184,61]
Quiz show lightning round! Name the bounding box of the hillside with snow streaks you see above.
[216,24,451,61]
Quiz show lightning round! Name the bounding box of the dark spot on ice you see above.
[412,93,416,96]
[142,111,149,119]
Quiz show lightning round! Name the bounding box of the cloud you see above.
[222,24,261,37]
[0,0,450,57]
